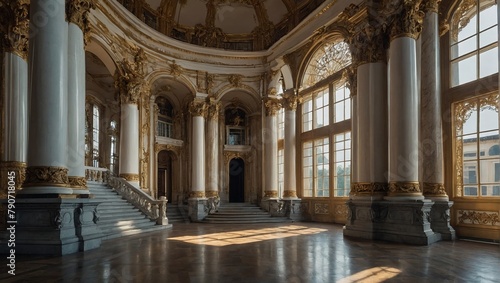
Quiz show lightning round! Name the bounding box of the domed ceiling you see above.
[117,0,326,51]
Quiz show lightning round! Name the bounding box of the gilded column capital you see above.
[264,98,282,117]
[189,100,208,118]
[385,0,425,41]
[347,22,388,66]
[0,0,29,60]
[420,0,441,14]
[66,0,96,32]
[115,48,148,105]
[282,94,298,111]
[206,98,220,121]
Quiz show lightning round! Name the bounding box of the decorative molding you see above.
[228,74,243,88]
[347,21,388,66]
[388,181,422,196]
[24,166,69,187]
[314,203,329,215]
[282,93,298,111]
[0,0,29,60]
[119,173,140,181]
[68,176,87,189]
[263,98,282,117]
[283,190,297,198]
[207,98,220,121]
[343,66,357,96]
[422,182,447,196]
[169,61,183,77]
[263,190,278,198]
[205,191,219,198]
[66,0,96,33]
[458,210,500,226]
[385,0,425,40]
[450,0,476,41]
[224,150,251,164]
[420,0,441,14]
[350,182,388,195]
[189,191,206,198]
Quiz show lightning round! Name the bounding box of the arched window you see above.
[156,97,174,138]
[299,38,352,199]
[225,108,247,145]
[450,0,498,87]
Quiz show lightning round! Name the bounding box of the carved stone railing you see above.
[85,166,110,183]
[108,176,168,225]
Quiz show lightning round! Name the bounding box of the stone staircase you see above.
[88,181,170,240]
[167,203,190,223]
[203,203,292,224]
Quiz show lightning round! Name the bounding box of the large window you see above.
[333,82,351,123]
[156,96,174,138]
[450,0,498,87]
[333,132,351,197]
[454,93,500,197]
[109,120,118,175]
[302,88,329,131]
[225,108,248,145]
[92,105,100,167]
[303,138,330,197]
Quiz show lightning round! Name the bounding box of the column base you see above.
[282,199,304,221]
[0,198,102,255]
[343,199,442,245]
[430,201,456,241]
[188,198,208,222]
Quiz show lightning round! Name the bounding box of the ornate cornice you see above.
[385,0,425,41]
[189,100,208,118]
[388,181,422,196]
[115,48,148,105]
[66,0,96,33]
[263,98,282,117]
[24,166,69,187]
[0,0,29,60]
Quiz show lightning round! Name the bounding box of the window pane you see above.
[451,55,478,86]
[480,107,499,132]
[480,159,500,183]
[479,5,497,31]
[479,47,498,78]
[463,108,478,135]
[455,36,477,58]
[479,27,497,48]
[457,14,477,42]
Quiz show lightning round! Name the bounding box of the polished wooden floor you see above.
[1,222,499,283]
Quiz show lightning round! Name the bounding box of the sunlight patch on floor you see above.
[337,267,402,283]
[168,225,328,247]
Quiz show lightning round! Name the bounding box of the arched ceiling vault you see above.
[117,0,326,51]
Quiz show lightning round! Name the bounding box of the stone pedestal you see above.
[188,199,208,222]
[344,199,441,245]
[430,201,456,241]
[0,198,102,255]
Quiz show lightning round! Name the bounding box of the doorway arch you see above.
[229,158,245,202]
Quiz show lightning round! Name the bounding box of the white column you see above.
[263,99,280,199]
[206,101,219,198]
[67,22,88,194]
[119,103,140,187]
[421,1,447,201]
[387,37,423,200]
[189,101,207,199]
[21,0,72,195]
[283,94,298,199]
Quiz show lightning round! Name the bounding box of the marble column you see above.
[386,2,424,201]
[420,0,447,201]
[67,0,95,196]
[347,23,388,200]
[206,99,220,199]
[282,91,298,199]
[188,99,208,221]
[344,67,358,194]
[0,1,29,198]
[263,98,281,200]
[21,0,73,195]
[116,50,148,188]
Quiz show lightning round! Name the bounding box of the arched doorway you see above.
[229,158,245,202]
[157,150,173,202]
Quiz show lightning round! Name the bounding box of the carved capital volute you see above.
[207,98,220,121]
[282,92,298,111]
[0,0,29,60]
[348,22,388,66]
[66,0,96,32]
[115,48,148,105]
[420,0,441,14]
[385,0,425,41]
[264,98,282,117]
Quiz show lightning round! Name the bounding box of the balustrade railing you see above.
[85,167,168,225]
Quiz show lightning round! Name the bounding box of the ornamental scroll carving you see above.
[189,100,208,118]
[384,0,425,40]
[0,0,29,60]
[24,166,69,187]
[458,210,500,226]
[66,0,96,33]
[115,48,148,105]
[388,181,421,194]
[422,182,446,196]
[282,93,298,111]
[207,99,220,121]
[347,22,388,66]
[351,182,388,195]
